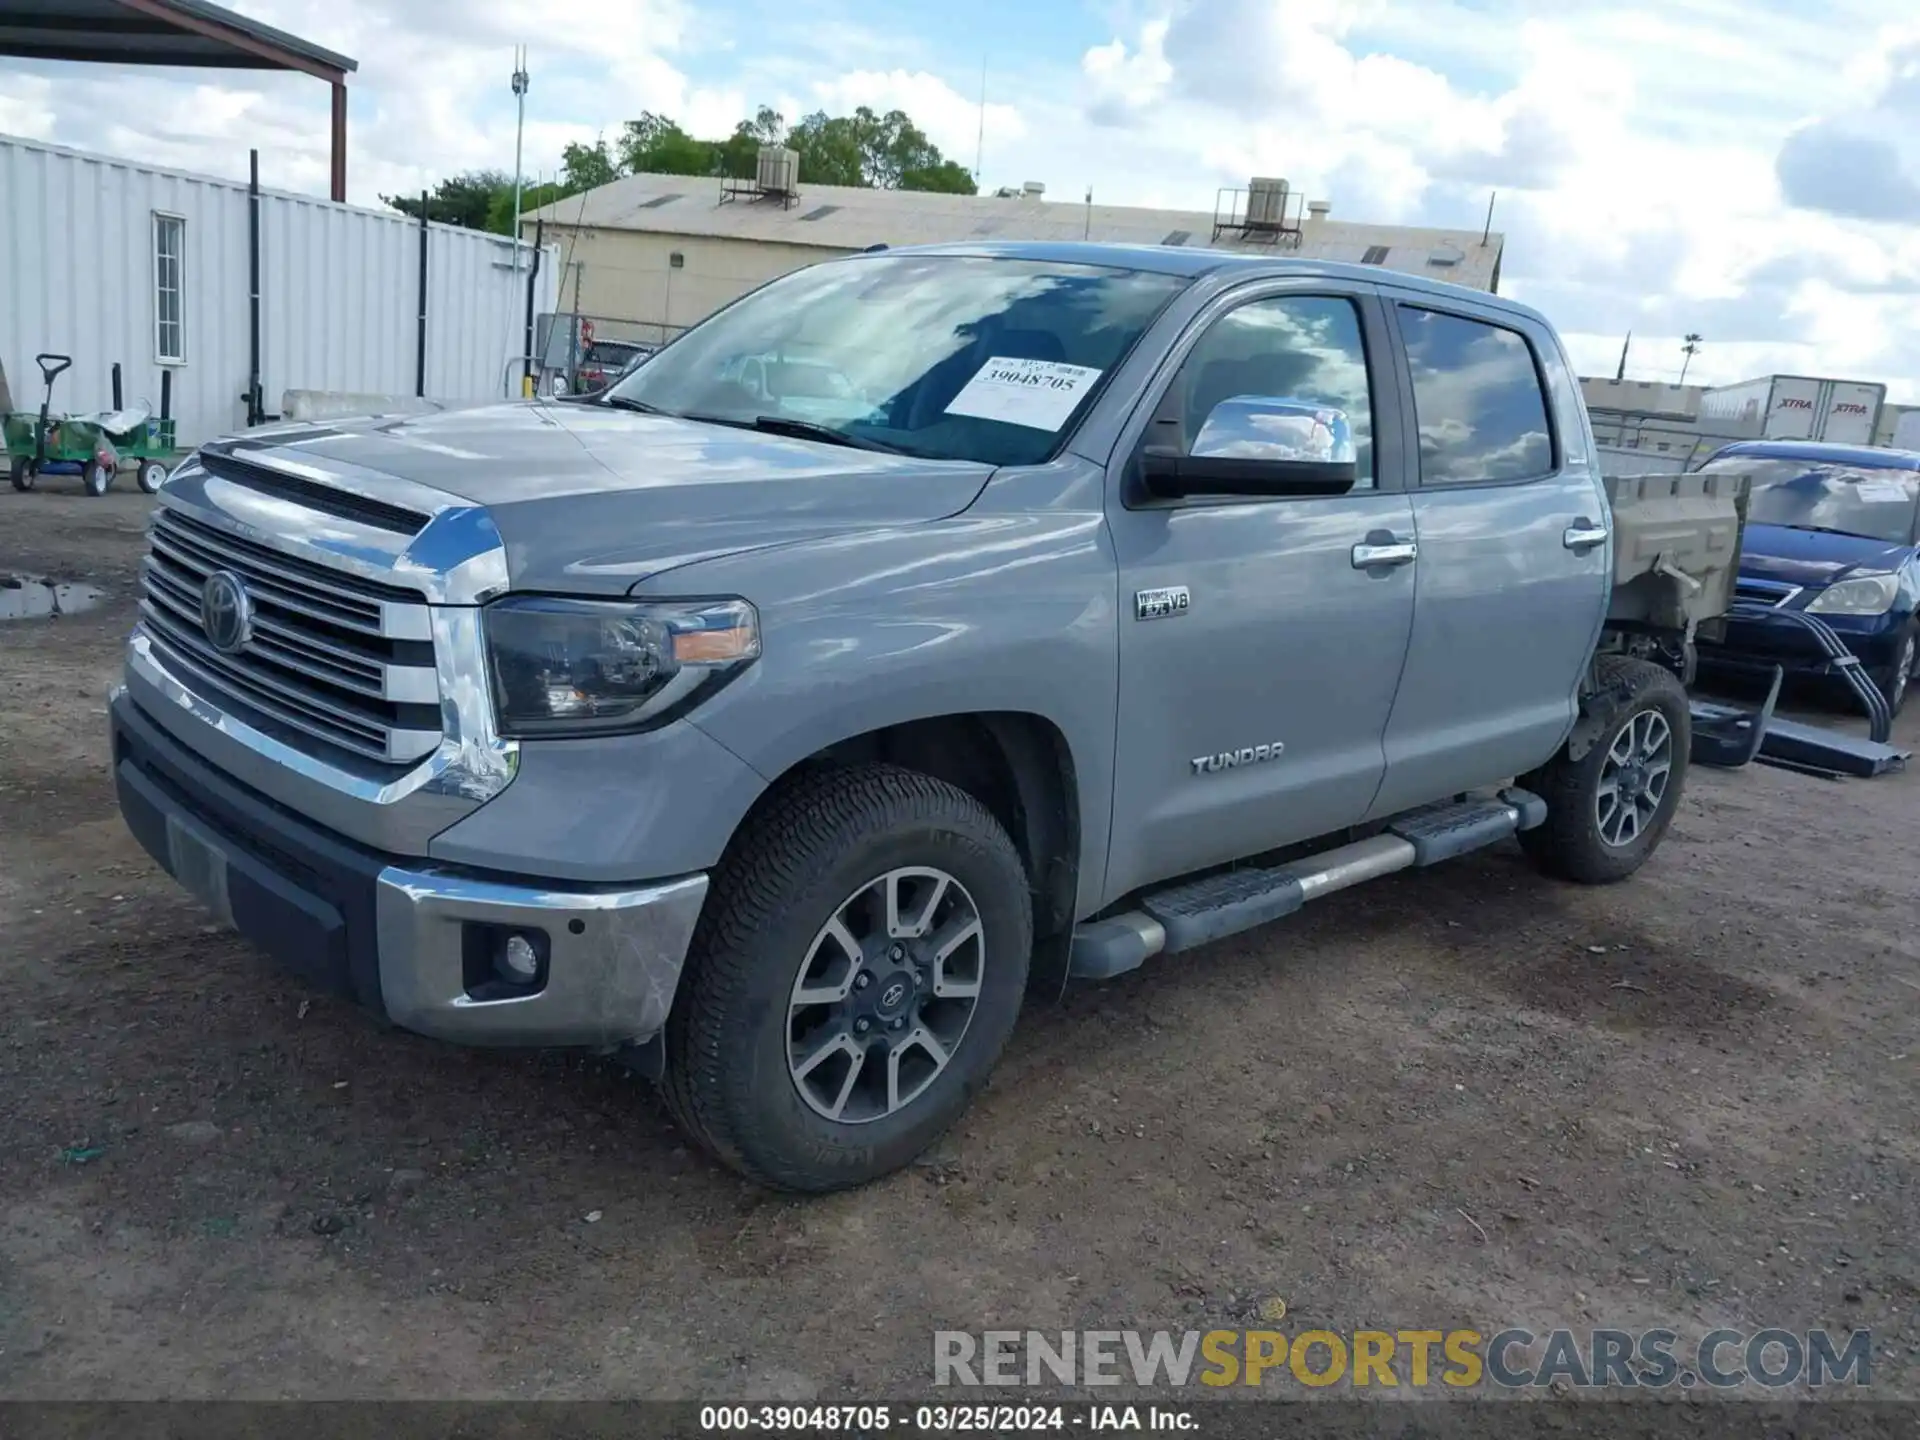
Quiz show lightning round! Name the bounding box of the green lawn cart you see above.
[6,355,177,497]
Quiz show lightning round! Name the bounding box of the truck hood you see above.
[229,401,995,593]
[1739,522,1915,591]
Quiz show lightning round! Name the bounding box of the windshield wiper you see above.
[745,415,906,453]
[600,394,670,414]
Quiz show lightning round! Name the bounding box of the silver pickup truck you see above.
[110,242,1745,1191]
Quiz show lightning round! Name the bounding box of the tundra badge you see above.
[1136,585,1191,621]
[1191,743,1285,776]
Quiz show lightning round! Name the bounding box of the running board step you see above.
[1069,788,1544,979]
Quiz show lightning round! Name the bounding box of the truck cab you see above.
[111,243,1729,1191]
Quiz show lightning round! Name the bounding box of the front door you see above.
[1368,299,1612,818]
[1103,285,1418,904]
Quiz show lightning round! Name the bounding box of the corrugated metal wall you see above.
[0,136,558,448]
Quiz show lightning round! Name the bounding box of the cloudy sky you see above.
[5,0,1919,399]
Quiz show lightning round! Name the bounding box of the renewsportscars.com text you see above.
[933,1327,1872,1391]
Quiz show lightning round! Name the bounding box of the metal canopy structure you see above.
[0,0,358,200]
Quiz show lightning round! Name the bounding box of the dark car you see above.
[1693,440,1920,714]
[575,340,653,393]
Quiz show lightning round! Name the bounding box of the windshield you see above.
[604,254,1188,465]
[1698,457,1920,544]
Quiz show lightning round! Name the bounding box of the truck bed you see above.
[1602,470,1750,632]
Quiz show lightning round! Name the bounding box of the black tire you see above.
[1517,655,1691,885]
[83,460,113,497]
[9,456,33,492]
[663,763,1032,1192]
[1870,625,1917,718]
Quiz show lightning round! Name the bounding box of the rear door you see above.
[1103,282,1418,902]
[1368,298,1611,817]
[1766,378,1822,439]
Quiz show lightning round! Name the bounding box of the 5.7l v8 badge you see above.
[1135,586,1190,621]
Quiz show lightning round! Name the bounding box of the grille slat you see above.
[139,505,445,766]
[149,526,386,636]
[1734,578,1800,610]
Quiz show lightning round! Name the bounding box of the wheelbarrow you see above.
[5,356,177,497]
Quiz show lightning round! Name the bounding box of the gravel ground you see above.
[2,485,1917,1403]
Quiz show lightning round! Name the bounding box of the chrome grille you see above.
[1734,578,1801,610]
[138,507,443,765]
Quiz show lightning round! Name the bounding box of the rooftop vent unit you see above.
[1212,176,1304,249]
[1022,181,1046,198]
[995,185,1021,198]
[1427,244,1464,268]
[1247,177,1288,226]
[1307,200,1331,221]
[721,144,801,210]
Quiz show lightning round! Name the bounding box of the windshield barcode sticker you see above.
[1854,479,1913,504]
[944,357,1104,431]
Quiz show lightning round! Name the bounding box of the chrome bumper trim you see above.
[375,869,710,1048]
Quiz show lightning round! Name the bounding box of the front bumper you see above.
[1697,609,1907,681]
[111,685,709,1050]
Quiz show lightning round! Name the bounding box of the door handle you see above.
[1563,520,1609,551]
[1351,539,1418,569]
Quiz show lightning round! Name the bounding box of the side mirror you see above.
[1140,396,1358,500]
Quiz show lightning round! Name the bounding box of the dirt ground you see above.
[2,485,1917,1403]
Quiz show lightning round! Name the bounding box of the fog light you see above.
[499,932,541,983]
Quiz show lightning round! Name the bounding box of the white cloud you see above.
[5,0,1920,402]
[805,70,1025,170]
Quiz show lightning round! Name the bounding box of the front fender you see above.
[644,484,1120,917]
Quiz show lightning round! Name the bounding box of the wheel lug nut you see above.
[891,1018,905,1031]
[855,973,870,989]
[890,944,905,961]
[855,1018,871,1034]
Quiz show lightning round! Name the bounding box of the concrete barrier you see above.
[280,390,453,423]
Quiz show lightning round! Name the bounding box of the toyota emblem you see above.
[200,570,254,655]
[880,981,908,1009]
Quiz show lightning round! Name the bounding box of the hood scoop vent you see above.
[198,449,431,536]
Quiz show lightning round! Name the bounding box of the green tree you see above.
[561,139,618,190]
[486,179,572,236]
[785,106,974,193]
[402,101,973,237]
[616,112,718,176]
[382,170,511,229]
[900,160,978,194]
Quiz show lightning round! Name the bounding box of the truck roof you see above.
[869,240,1546,324]
[1704,439,1920,471]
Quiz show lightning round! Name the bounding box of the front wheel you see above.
[1518,656,1691,885]
[1871,625,1917,718]
[135,460,168,494]
[82,460,113,497]
[9,456,33,492]
[664,764,1032,1192]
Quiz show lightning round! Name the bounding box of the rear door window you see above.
[1399,306,1555,484]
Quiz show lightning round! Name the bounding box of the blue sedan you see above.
[1693,440,1920,715]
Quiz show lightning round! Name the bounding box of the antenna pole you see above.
[510,46,530,275]
[1481,190,1496,246]
[974,57,986,181]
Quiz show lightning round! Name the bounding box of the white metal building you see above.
[522,164,1506,343]
[1,135,559,448]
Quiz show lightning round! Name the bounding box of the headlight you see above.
[1805,573,1899,616]
[485,595,760,736]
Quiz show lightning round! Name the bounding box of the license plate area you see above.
[166,813,235,927]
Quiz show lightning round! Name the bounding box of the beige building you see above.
[522,164,1507,344]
